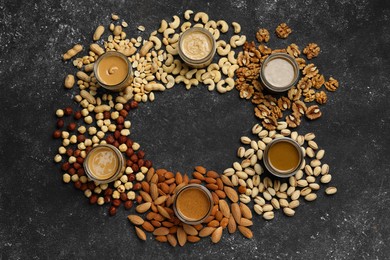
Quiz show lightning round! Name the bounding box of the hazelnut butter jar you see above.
[173,184,213,225]
[260,53,299,92]
[263,137,303,178]
[178,27,216,68]
[83,144,125,184]
[94,51,133,91]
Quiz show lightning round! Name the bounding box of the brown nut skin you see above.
[120,193,128,202]
[137,150,145,159]
[74,181,82,189]
[68,168,76,175]
[135,195,142,204]
[64,107,73,116]
[137,159,144,167]
[61,162,70,171]
[114,130,121,140]
[126,139,133,147]
[89,194,98,204]
[87,182,96,191]
[130,154,138,163]
[80,184,88,191]
[128,174,135,182]
[144,160,152,168]
[73,162,81,170]
[106,135,115,144]
[126,160,133,167]
[56,119,64,129]
[67,122,76,131]
[109,206,117,216]
[104,196,111,203]
[133,182,142,191]
[117,125,123,131]
[73,149,81,157]
[103,111,110,119]
[124,103,131,111]
[112,199,121,207]
[66,148,74,157]
[126,148,134,157]
[130,101,138,109]
[104,188,113,196]
[119,109,128,118]
[131,164,139,172]
[116,116,124,124]
[53,130,62,139]
[77,168,85,176]
[77,135,86,143]
[73,111,82,120]
[124,200,133,210]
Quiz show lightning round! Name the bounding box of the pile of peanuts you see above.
[54,11,338,246]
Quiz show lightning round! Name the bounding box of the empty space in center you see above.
[130,86,254,173]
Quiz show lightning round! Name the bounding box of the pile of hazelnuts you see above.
[53,100,153,216]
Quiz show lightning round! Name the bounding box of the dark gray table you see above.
[1,0,389,259]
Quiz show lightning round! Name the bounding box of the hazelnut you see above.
[144,160,152,168]
[80,184,88,191]
[104,196,111,203]
[135,195,142,204]
[74,181,82,189]
[137,159,144,167]
[126,160,133,167]
[53,130,62,139]
[130,100,138,109]
[116,116,124,124]
[114,130,121,140]
[89,194,98,204]
[125,148,134,157]
[137,150,145,159]
[61,162,70,171]
[77,134,86,143]
[117,125,123,131]
[119,136,127,144]
[131,164,139,172]
[128,174,135,182]
[74,111,82,120]
[130,154,138,163]
[104,188,113,196]
[77,168,85,176]
[73,149,81,157]
[119,109,128,118]
[68,168,76,175]
[133,182,141,190]
[56,119,64,129]
[106,135,115,144]
[120,192,127,201]
[124,103,131,111]
[124,200,133,210]
[126,139,133,148]
[112,199,121,207]
[103,111,110,119]
[73,162,81,170]
[87,182,96,190]
[64,107,73,116]
[109,206,117,216]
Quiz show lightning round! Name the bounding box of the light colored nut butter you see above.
[97,54,129,86]
[181,31,212,60]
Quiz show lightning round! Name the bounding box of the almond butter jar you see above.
[173,184,213,225]
[83,144,125,184]
[263,137,303,178]
[178,27,216,69]
[260,53,300,92]
[94,51,133,92]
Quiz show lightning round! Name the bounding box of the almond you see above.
[187,235,201,243]
[167,234,177,247]
[175,172,183,184]
[127,215,144,225]
[207,220,219,228]
[155,235,167,242]
[183,224,198,236]
[218,200,231,218]
[220,217,229,228]
[157,205,171,219]
[142,221,155,232]
[136,202,151,213]
[192,171,205,180]
[231,203,241,224]
[146,168,155,182]
[239,218,253,227]
[211,226,223,243]
[199,227,216,237]
[224,186,239,202]
[220,175,234,187]
[153,227,169,236]
[215,189,226,199]
[154,195,167,205]
[139,191,152,202]
[228,215,236,234]
[206,183,219,190]
[206,170,219,179]
[239,203,252,219]
[135,226,146,241]
[177,227,187,247]
[238,225,253,239]
[195,166,207,174]
[150,183,158,200]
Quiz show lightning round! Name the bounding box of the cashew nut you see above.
[225,77,235,91]
[230,35,246,48]
[218,57,228,67]
[205,20,217,29]
[163,28,175,39]
[139,41,154,57]
[193,23,204,28]
[207,63,219,72]
[185,78,199,90]
[145,83,165,92]
[195,69,206,81]
[228,51,237,64]
[181,22,191,32]
[160,72,167,83]
[172,59,182,75]
[185,68,197,79]
[150,30,158,36]
[222,62,232,75]
[168,33,180,44]
[169,15,180,29]
[166,44,178,55]
[158,20,168,33]
[211,28,220,40]
[165,54,174,66]
[179,63,189,76]
[166,75,175,89]
[228,64,239,78]
[232,22,241,34]
[203,78,215,91]
[217,42,231,56]
[194,12,209,24]
[162,38,169,46]
[184,9,193,20]
[149,36,162,50]
[217,20,229,33]
[216,40,226,48]
[216,80,227,93]
[175,75,189,85]
[210,70,221,83]
[163,63,175,73]
[201,72,212,81]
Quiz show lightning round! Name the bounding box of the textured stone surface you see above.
[0,0,389,259]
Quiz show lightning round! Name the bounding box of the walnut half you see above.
[256,28,270,43]
[275,23,292,39]
[325,77,339,92]
[306,105,322,120]
[303,43,320,59]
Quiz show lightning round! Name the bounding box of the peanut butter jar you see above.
[260,53,300,92]
[173,184,213,225]
[83,144,125,184]
[263,137,304,178]
[178,27,216,69]
[94,51,133,91]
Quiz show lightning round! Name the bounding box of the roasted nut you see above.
[303,43,320,59]
[325,77,339,92]
[315,91,328,104]
[256,28,270,42]
[306,105,322,120]
[275,23,292,39]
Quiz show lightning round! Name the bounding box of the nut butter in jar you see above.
[260,53,299,92]
[178,27,216,68]
[263,137,303,178]
[83,144,125,184]
[94,51,133,91]
[173,184,213,225]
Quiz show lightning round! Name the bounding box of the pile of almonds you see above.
[127,167,253,246]
[235,23,340,130]
[223,122,337,220]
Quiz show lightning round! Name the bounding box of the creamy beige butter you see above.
[260,53,299,92]
[181,31,212,60]
[263,58,295,88]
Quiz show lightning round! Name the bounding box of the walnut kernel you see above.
[315,91,328,104]
[303,43,320,59]
[287,43,301,58]
[275,23,292,39]
[311,74,325,89]
[303,64,319,78]
[256,28,270,43]
[325,77,339,92]
[306,105,322,120]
